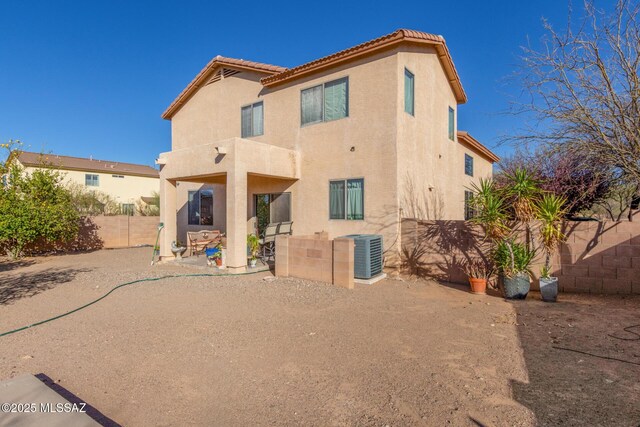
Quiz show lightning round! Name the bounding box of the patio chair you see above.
[259,223,279,261]
[278,221,293,235]
[187,230,221,257]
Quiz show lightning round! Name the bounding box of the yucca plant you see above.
[467,178,509,242]
[536,193,568,277]
[502,167,542,223]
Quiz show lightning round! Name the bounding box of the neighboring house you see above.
[158,28,499,271]
[17,151,160,214]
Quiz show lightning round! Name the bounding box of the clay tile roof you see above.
[161,55,286,119]
[260,29,467,104]
[162,29,468,120]
[17,151,160,178]
[457,131,500,163]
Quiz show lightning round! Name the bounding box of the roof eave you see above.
[457,131,500,163]
[20,162,160,178]
[162,59,284,120]
[260,33,467,104]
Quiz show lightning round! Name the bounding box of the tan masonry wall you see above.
[91,215,160,248]
[401,218,640,295]
[275,232,354,289]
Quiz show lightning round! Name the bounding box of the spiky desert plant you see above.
[468,178,509,242]
[503,167,542,223]
[536,193,568,276]
[493,239,536,279]
[462,258,495,280]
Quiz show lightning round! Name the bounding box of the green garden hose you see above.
[0,270,265,338]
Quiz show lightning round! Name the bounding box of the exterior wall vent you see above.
[341,234,383,279]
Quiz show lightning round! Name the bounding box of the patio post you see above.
[159,177,177,261]
[225,168,248,272]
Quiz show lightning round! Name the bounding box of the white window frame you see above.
[85,174,99,187]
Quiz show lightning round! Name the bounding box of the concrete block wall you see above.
[91,215,160,248]
[401,218,640,295]
[275,233,354,289]
[556,221,640,294]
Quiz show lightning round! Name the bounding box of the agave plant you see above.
[493,239,536,279]
[536,193,568,277]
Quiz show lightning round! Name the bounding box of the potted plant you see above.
[535,193,567,302]
[494,239,535,299]
[247,233,260,267]
[212,243,224,267]
[462,258,494,295]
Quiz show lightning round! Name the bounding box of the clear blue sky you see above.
[0,0,575,167]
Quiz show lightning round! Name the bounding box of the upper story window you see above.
[241,101,264,138]
[85,174,99,187]
[404,68,414,116]
[464,154,474,176]
[112,174,124,178]
[301,77,349,126]
[448,107,455,140]
[329,178,364,220]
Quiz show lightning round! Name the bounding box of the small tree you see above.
[510,0,640,218]
[0,142,79,257]
[497,148,612,216]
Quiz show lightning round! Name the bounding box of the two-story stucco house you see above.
[17,151,160,214]
[158,29,499,271]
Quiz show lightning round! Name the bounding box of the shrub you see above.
[0,143,79,258]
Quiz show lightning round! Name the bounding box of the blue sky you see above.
[0,0,575,166]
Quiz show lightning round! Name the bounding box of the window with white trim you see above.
[85,174,99,187]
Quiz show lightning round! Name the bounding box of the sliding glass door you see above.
[254,193,291,235]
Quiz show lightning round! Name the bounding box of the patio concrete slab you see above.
[0,374,100,427]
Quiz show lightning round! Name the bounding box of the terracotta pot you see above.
[215,258,222,266]
[469,278,487,295]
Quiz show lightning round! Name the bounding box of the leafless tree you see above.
[510,0,640,218]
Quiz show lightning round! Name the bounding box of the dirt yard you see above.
[0,248,638,426]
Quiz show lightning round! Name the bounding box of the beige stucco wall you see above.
[396,48,494,221]
[22,165,159,205]
[165,44,495,266]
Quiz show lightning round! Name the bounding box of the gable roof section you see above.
[457,131,500,163]
[162,29,468,120]
[17,151,160,178]
[162,56,287,119]
[261,29,466,103]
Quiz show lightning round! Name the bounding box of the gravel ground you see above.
[0,248,637,426]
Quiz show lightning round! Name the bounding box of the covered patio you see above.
[157,137,300,272]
